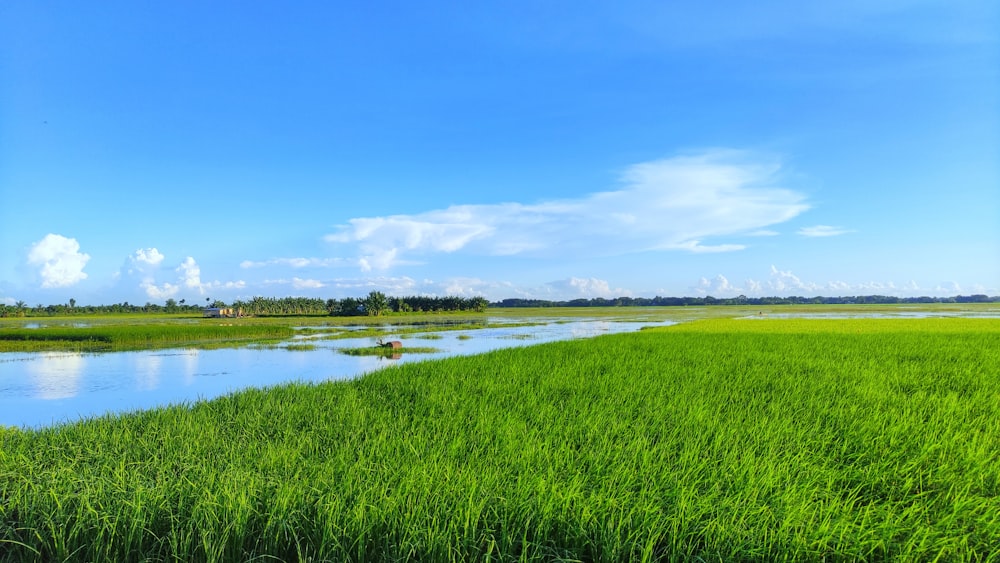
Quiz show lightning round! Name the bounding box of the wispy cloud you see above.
[240,257,350,269]
[325,149,810,270]
[27,234,90,288]
[798,225,853,237]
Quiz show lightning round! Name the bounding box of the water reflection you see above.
[25,352,85,399]
[133,354,162,391]
[182,350,198,386]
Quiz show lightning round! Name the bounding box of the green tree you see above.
[469,296,489,312]
[339,297,360,316]
[363,290,389,317]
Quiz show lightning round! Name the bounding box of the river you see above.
[0,318,673,428]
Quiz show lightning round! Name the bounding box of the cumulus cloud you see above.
[935,281,962,294]
[325,150,810,270]
[132,248,165,267]
[178,257,202,291]
[141,281,180,300]
[696,274,739,295]
[547,277,631,299]
[27,234,90,288]
[129,256,244,299]
[798,225,853,237]
[120,248,172,297]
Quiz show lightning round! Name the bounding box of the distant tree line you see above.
[492,294,1000,308]
[3,293,996,318]
[0,292,490,318]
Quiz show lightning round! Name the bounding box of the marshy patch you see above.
[338,346,441,357]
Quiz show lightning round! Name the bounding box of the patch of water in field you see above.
[0,319,673,428]
[740,311,1000,319]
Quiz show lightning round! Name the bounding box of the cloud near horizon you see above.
[690,266,978,298]
[27,234,90,288]
[325,150,811,270]
[122,252,245,300]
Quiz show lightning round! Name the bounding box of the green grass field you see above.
[1,317,998,561]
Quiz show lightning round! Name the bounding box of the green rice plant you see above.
[1,318,997,561]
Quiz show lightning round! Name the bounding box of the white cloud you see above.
[178,257,203,291]
[326,149,810,270]
[767,265,818,293]
[546,277,631,299]
[134,257,244,300]
[141,281,180,300]
[123,249,170,298]
[132,248,165,267]
[27,234,90,288]
[440,277,494,297]
[687,266,991,298]
[697,274,738,295]
[240,257,349,269]
[798,225,853,237]
[935,281,962,294]
[262,275,421,295]
[292,277,325,289]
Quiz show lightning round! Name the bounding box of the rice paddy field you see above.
[1,316,999,561]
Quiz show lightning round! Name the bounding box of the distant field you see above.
[1,317,997,561]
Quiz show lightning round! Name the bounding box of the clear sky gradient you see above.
[2,1,998,305]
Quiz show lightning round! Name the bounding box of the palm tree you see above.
[363,291,390,317]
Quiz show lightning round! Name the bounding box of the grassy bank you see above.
[1,318,998,561]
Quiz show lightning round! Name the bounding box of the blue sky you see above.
[2,1,997,305]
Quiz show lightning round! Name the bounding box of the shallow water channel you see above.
[0,318,673,428]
